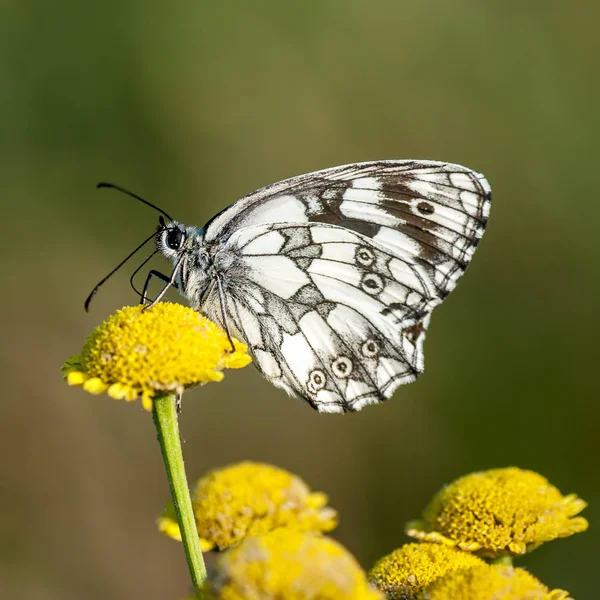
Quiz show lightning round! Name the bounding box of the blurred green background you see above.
[1,2,598,598]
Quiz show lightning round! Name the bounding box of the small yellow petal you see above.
[199,538,215,552]
[141,392,154,412]
[507,541,527,554]
[306,491,329,509]
[107,382,130,400]
[405,523,455,547]
[220,344,253,369]
[204,370,225,383]
[82,377,109,395]
[457,541,483,553]
[123,386,138,401]
[67,371,87,386]
[157,514,182,542]
[157,509,215,551]
[562,494,587,517]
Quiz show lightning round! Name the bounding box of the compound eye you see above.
[166,229,184,250]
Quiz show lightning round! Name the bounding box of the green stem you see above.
[153,394,206,592]
[491,554,513,566]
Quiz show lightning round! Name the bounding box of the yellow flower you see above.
[368,543,485,600]
[420,564,571,600]
[158,462,338,551]
[200,529,384,599]
[62,303,251,411]
[406,467,588,557]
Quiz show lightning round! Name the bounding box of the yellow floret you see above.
[406,467,588,557]
[62,303,251,410]
[158,462,338,551]
[421,564,572,600]
[368,543,486,600]
[200,529,384,599]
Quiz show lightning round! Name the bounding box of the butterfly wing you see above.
[198,161,491,412]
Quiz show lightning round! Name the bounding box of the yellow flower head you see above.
[368,543,485,600]
[200,529,384,600]
[420,564,572,600]
[158,462,338,551]
[62,303,251,411]
[406,467,588,557]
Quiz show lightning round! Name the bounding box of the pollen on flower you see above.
[158,461,338,551]
[62,303,251,411]
[199,529,385,600]
[406,467,588,557]
[420,564,572,600]
[368,543,486,600]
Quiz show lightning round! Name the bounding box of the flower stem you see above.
[152,394,206,592]
[492,554,513,566]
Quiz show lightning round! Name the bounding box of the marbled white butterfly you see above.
[89,161,491,413]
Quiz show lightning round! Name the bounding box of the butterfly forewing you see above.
[196,160,490,412]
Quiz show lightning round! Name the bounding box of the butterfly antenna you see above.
[84,230,158,311]
[96,182,174,222]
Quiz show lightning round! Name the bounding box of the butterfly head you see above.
[85,184,217,313]
[156,219,189,257]
[156,220,212,308]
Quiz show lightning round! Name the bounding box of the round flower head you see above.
[200,529,384,599]
[158,462,338,551]
[406,467,588,557]
[368,543,485,600]
[62,303,251,410]
[421,564,571,600]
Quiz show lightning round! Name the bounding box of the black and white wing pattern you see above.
[201,161,491,412]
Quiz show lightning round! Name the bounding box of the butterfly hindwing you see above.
[200,223,433,411]
[216,284,430,413]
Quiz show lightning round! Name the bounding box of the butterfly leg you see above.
[215,275,236,352]
[140,270,174,305]
[141,254,184,311]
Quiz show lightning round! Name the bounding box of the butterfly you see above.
[90,160,491,413]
